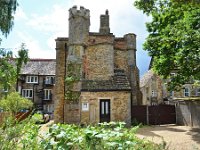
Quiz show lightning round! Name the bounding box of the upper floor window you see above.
[170,73,176,77]
[170,73,176,81]
[151,90,157,97]
[45,76,55,85]
[44,89,52,100]
[196,88,200,96]
[170,91,174,97]
[22,89,33,98]
[26,76,38,83]
[184,87,190,97]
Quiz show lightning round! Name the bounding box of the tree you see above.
[134,0,200,89]
[0,43,29,97]
[0,0,18,38]
[0,92,33,115]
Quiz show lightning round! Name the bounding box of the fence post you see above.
[175,102,178,125]
[189,102,193,127]
[146,105,149,125]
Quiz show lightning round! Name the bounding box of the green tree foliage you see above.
[0,92,33,114]
[0,0,18,38]
[134,0,200,89]
[0,43,29,96]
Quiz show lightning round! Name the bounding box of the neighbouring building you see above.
[140,70,164,105]
[141,59,200,105]
[54,6,141,125]
[167,78,200,99]
[17,59,56,114]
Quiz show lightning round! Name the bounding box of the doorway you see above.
[100,99,110,122]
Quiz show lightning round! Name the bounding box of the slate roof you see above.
[20,59,56,75]
[81,69,131,92]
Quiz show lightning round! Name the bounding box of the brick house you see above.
[17,59,55,114]
[54,6,141,125]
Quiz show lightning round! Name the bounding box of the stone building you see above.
[140,70,164,105]
[17,59,55,114]
[141,59,200,104]
[54,6,140,125]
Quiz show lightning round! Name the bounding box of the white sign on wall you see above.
[82,102,89,111]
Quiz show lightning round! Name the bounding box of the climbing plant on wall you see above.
[65,62,81,101]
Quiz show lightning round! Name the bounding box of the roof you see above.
[140,70,155,87]
[81,69,131,92]
[20,59,56,75]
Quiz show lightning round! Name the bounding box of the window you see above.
[44,89,52,100]
[43,104,54,113]
[170,73,176,81]
[184,87,190,97]
[170,91,174,97]
[170,73,176,77]
[26,76,38,83]
[196,88,200,96]
[151,90,157,97]
[45,76,55,85]
[22,89,33,98]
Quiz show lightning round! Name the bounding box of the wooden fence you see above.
[0,111,32,124]
[174,100,200,127]
[132,104,176,125]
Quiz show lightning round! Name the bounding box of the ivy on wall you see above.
[65,62,81,101]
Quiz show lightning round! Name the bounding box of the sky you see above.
[0,0,151,77]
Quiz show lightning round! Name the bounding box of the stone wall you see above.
[68,6,90,45]
[80,91,131,126]
[64,101,80,123]
[140,72,164,105]
[114,49,128,72]
[54,38,68,123]
[86,43,114,80]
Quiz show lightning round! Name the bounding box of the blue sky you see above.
[0,0,151,77]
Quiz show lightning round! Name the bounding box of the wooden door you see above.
[100,99,110,123]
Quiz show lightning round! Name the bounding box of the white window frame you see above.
[26,76,38,83]
[44,89,52,100]
[151,90,157,97]
[45,76,55,85]
[170,91,174,97]
[43,104,54,113]
[22,89,33,98]
[184,87,190,97]
[196,88,200,96]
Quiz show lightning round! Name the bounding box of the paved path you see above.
[136,125,200,150]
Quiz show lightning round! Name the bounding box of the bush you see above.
[31,112,44,124]
[39,122,165,150]
[0,92,33,115]
[0,121,165,150]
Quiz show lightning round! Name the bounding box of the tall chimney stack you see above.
[99,10,110,34]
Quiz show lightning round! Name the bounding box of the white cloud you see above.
[22,0,150,54]
[15,31,55,59]
[15,7,28,21]
[71,0,150,38]
[27,5,68,34]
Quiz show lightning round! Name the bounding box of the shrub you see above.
[39,122,165,150]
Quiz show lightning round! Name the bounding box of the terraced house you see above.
[17,59,55,114]
[54,6,141,125]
